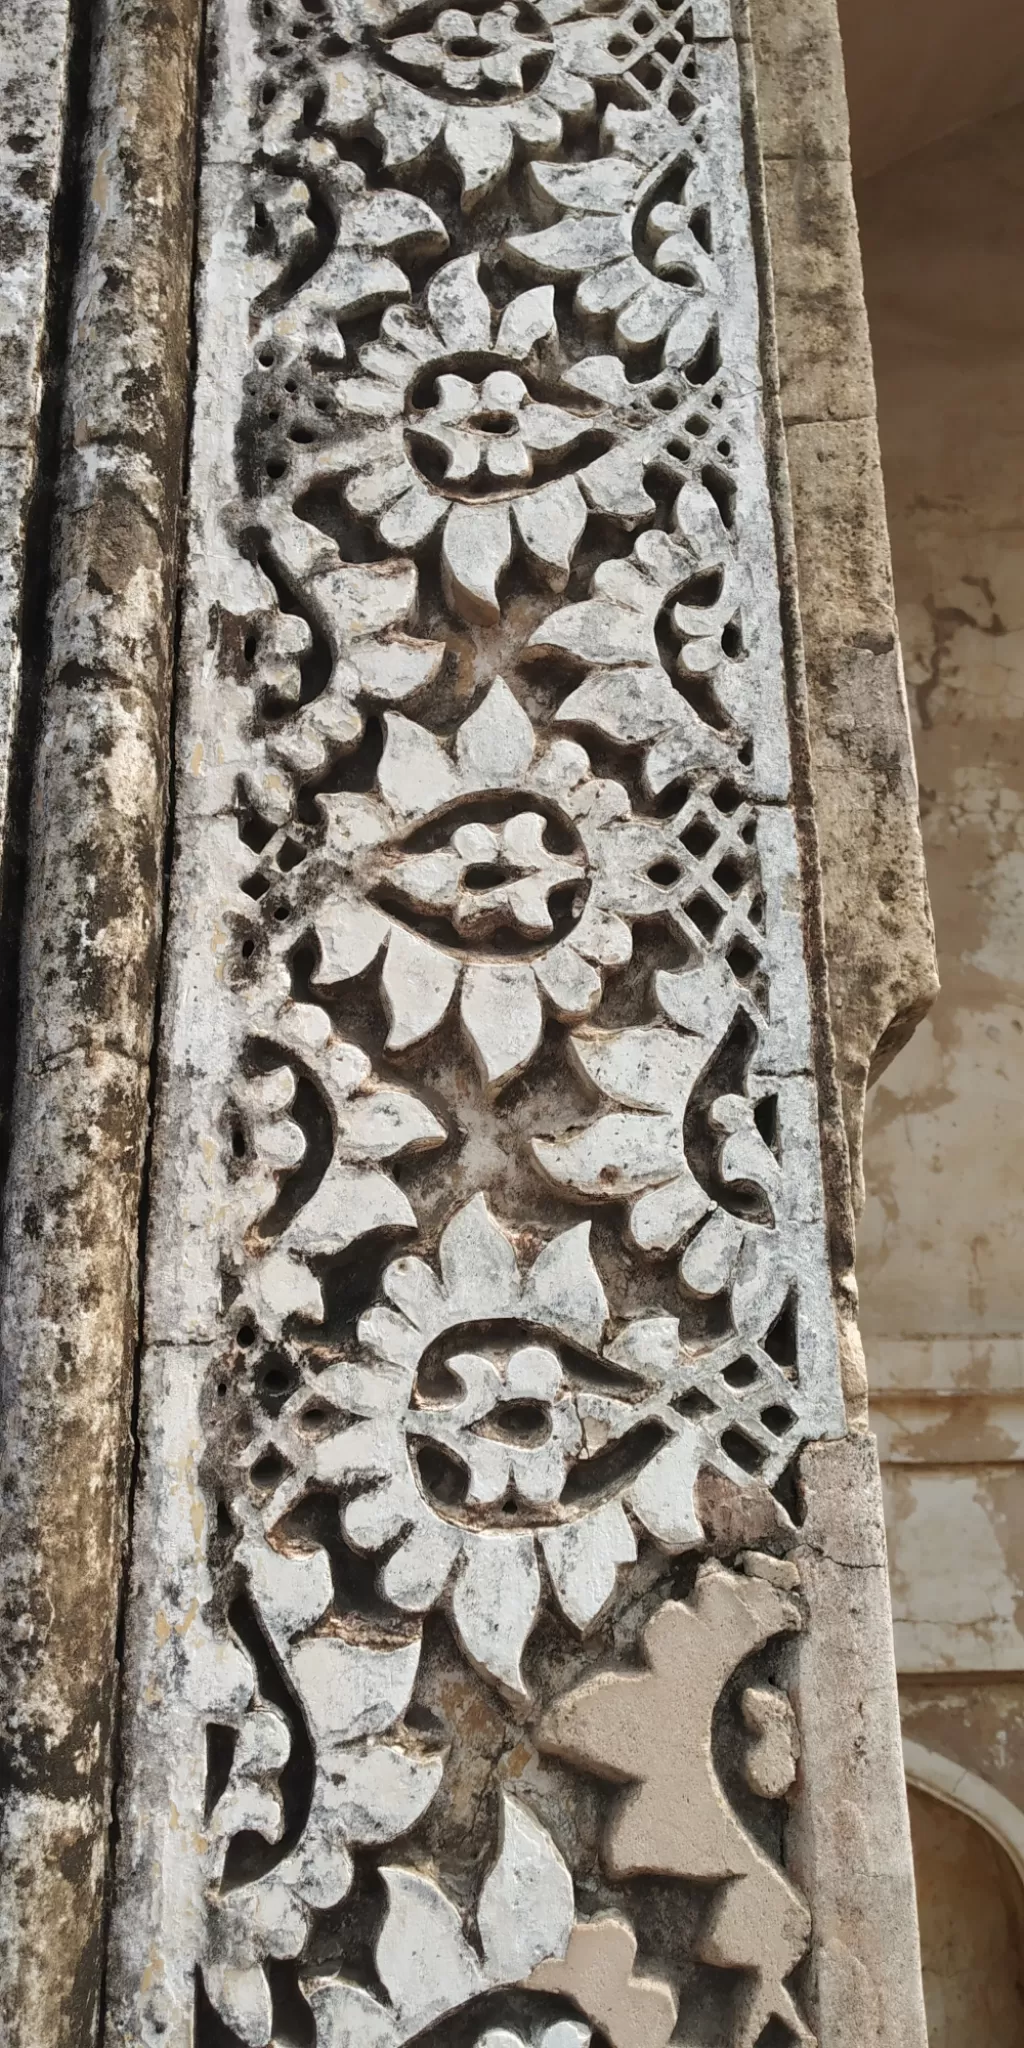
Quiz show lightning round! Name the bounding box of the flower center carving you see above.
[381,798,589,951]
[409,1341,585,1526]
[382,1,554,104]
[407,364,604,502]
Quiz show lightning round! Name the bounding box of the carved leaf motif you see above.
[540,1563,814,2048]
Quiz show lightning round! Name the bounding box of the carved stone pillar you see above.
[65,1,926,2043]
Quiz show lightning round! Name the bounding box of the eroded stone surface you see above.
[105,1,851,2042]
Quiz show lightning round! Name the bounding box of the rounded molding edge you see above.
[903,1737,1024,1891]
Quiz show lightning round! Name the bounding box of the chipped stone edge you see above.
[0,3,202,2044]
[744,0,939,1216]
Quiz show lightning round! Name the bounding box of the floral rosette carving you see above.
[259,0,700,209]
[242,678,767,1090]
[279,254,737,626]
[241,1196,809,1702]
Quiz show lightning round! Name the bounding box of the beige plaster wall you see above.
[906,1785,1024,2046]
[854,102,1024,1678]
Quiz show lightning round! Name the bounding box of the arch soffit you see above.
[903,1738,1024,1893]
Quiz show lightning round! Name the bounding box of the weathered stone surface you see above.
[100,0,867,2042]
[749,0,939,1209]
[0,2,201,2042]
[0,0,71,868]
[789,1436,929,2048]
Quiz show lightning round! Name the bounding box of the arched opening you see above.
[906,1780,1024,2045]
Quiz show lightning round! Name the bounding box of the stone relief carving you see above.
[105,0,844,2041]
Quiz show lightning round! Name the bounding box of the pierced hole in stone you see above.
[238,807,277,854]
[738,738,754,766]
[726,936,760,979]
[231,1122,247,1160]
[685,326,721,387]
[754,1094,778,1152]
[250,1449,291,1491]
[702,463,736,530]
[647,858,682,887]
[243,632,258,663]
[265,455,288,480]
[748,892,764,930]
[475,1400,551,1447]
[760,1404,794,1437]
[712,779,741,814]
[216,1500,234,1540]
[236,1323,257,1349]
[721,617,743,659]
[679,816,717,858]
[771,1457,806,1524]
[631,54,662,89]
[255,1352,300,1413]
[664,435,690,462]
[609,31,634,52]
[272,900,291,921]
[299,1402,345,1437]
[240,873,270,905]
[561,1419,669,1506]
[654,777,689,814]
[690,205,712,253]
[288,424,316,444]
[668,82,696,121]
[656,31,681,56]
[464,862,507,892]
[205,1724,237,1823]
[741,816,756,844]
[240,936,257,960]
[415,1441,470,1510]
[277,837,306,872]
[719,1426,766,1475]
[686,412,709,436]
[764,1288,798,1373]
[634,8,655,29]
[722,1355,759,1388]
[415,1357,465,1405]
[677,568,724,609]
[651,384,678,411]
[223,1592,313,1884]
[671,1386,718,1419]
[712,854,744,895]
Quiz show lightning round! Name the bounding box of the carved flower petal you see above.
[451,1531,540,1696]
[533,939,602,1020]
[627,1431,705,1551]
[540,1500,637,1632]
[310,898,389,986]
[427,253,493,349]
[280,1160,415,1259]
[306,1980,400,2048]
[373,77,446,170]
[438,1192,520,1315]
[678,1206,744,1298]
[557,663,681,745]
[290,1635,422,1743]
[382,925,460,1051]
[244,1538,333,1652]
[456,676,535,785]
[446,107,515,205]
[461,959,543,1088]
[376,1866,484,2030]
[630,1174,713,1255]
[377,481,446,551]
[569,1023,703,1114]
[534,1110,684,1202]
[378,710,459,817]
[522,1221,608,1350]
[478,1792,574,1983]
[317,1741,445,1847]
[496,283,556,358]
[381,1518,463,1610]
[509,216,630,280]
[202,1962,273,2048]
[441,501,512,624]
[512,475,587,592]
